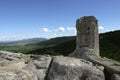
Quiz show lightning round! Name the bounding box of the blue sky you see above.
[0,0,120,41]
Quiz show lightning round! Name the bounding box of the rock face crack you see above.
[45,56,53,80]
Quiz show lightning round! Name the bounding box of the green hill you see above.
[27,39,76,56]
[36,36,76,47]
[0,37,75,53]
[0,38,46,53]
[99,30,120,61]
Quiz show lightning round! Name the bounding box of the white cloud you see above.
[40,28,51,32]
[0,35,27,41]
[55,27,65,32]
[0,36,10,41]
[53,34,57,36]
[99,26,104,30]
[67,27,76,35]
[67,27,76,31]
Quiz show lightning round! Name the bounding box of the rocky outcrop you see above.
[47,56,104,80]
[0,51,52,80]
[0,51,37,80]
[70,16,100,58]
[69,16,120,79]
[0,51,105,80]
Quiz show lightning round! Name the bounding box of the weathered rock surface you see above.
[23,54,52,80]
[111,74,120,80]
[87,56,120,74]
[47,56,105,80]
[0,68,37,80]
[0,51,52,80]
[0,51,105,80]
[0,60,37,80]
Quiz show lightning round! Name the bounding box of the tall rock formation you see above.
[70,16,120,78]
[70,16,100,59]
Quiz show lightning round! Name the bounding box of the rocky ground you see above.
[0,51,120,80]
[0,51,109,80]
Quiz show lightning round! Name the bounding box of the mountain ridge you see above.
[0,38,47,46]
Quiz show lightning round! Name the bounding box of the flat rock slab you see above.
[47,56,105,80]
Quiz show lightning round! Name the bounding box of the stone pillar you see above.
[70,16,100,59]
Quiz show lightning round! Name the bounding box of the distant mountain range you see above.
[0,38,47,46]
[0,30,120,61]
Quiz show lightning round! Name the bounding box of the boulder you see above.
[0,51,52,80]
[23,55,52,80]
[111,74,120,80]
[47,56,105,80]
